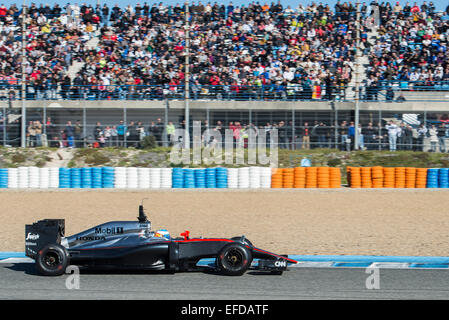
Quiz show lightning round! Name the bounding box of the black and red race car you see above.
[25,203,297,276]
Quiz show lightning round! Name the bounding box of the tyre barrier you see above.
[114,167,127,189]
[7,168,18,188]
[283,168,294,188]
[194,168,206,188]
[260,167,271,188]
[59,168,71,188]
[273,166,341,189]
[70,168,81,188]
[49,168,59,188]
[348,167,432,188]
[227,168,238,189]
[306,167,318,188]
[329,167,342,188]
[318,167,330,189]
[371,166,383,188]
[427,169,438,188]
[271,168,283,188]
[438,168,449,188]
[126,167,139,189]
[81,167,92,188]
[249,166,261,188]
[269,166,337,189]
[361,167,372,188]
[39,168,49,189]
[1,166,449,189]
[293,167,305,188]
[172,168,183,188]
[28,166,40,189]
[161,168,172,189]
[0,168,8,188]
[216,167,228,188]
[238,167,250,188]
[206,168,217,188]
[18,166,29,188]
[101,167,115,188]
[91,167,102,188]
[182,168,195,188]
[150,168,162,189]
[137,168,150,189]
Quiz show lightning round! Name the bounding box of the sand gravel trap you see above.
[2,189,449,256]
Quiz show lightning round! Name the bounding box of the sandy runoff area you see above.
[1,189,449,256]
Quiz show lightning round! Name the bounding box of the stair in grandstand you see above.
[85,29,101,50]
[402,114,421,126]
[67,30,101,81]
[345,27,379,100]
[67,61,86,81]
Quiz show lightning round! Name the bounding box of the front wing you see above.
[251,247,297,272]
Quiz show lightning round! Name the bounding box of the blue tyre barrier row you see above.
[0,168,8,188]
[427,168,449,188]
[59,168,71,188]
[102,167,115,188]
[172,168,229,188]
[172,168,183,188]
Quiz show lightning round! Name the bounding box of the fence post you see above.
[291,108,295,150]
[2,106,6,146]
[123,105,127,148]
[83,106,87,148]
[206,107,210,129]
[423,110,427,152]
[163,99,168,147]
[378,110,382,151]
[333,102,338,149]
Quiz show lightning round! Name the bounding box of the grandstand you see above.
[0,1,448,151]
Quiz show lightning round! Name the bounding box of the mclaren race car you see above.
[25,203,297,276]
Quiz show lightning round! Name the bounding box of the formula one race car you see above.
[25,203,297,276]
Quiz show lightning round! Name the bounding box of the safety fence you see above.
[1,166,449,189]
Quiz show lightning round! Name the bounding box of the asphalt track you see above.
[1,263,449,299]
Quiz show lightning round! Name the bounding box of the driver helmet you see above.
[155,229,170,239]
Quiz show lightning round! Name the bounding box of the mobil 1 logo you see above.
[94,227,124,235]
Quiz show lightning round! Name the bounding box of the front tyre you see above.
[216,243,252,276]
[35,244,69,276]
[230,236,253,247]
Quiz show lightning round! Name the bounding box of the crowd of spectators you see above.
[74,0,361,102]
[365,1,449,94]
[0,2,95,100]
[0,1,447,101]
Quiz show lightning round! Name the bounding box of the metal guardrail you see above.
[1,82,449,102]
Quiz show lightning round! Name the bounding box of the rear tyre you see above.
[35,244,69,276]
[216,243,252,276]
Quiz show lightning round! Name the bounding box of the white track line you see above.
[0,258,33,264]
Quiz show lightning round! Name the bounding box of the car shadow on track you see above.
[5,263,39,275]
[4,263,218,277]
[4,263,282,277]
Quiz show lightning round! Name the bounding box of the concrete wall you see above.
[3,99,449,112]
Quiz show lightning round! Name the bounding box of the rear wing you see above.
[25,219,65,259]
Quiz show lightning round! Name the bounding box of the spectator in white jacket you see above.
[428,125,439,152]
[386,120,398,151]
